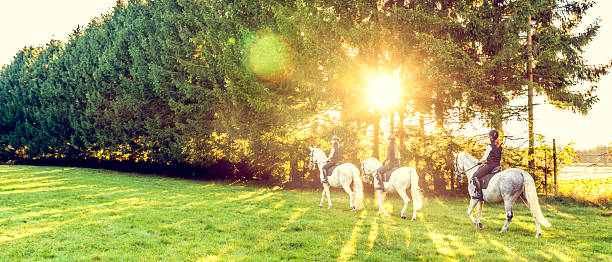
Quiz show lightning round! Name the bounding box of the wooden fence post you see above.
[553,139,558,195]
[544,149,548,195]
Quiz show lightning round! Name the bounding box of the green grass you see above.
[1,165,610,261]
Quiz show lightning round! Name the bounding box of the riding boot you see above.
[321,170,328,184]
[471,177,483,200]
[375,172,384,191]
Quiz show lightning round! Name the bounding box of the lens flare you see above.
[244,31,296,82]
[367,75,401,110]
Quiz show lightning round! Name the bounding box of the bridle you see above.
[454,153,480,181]
[360,160,380,182]
[309,149,327,169]
[309,149,316,168]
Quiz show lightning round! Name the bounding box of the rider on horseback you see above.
[375,134,400,191]
[321,135,342,183]
[472,129,502,200]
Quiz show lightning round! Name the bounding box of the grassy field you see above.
[1,165,610,261]
[558,177,612,206]
[558,164,612,206]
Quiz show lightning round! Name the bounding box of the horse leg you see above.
[467,199,482,228]
[500,200,514,233]
[319,186,326,208]
[396,188,410,220]
[325,184,332,208]
[319,169,326,208]
[342,183,355,211]
[376,190,390,217]
[521,195,542,237]
[475,201,484,229]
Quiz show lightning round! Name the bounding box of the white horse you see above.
[308,147,364,210]
[360,158,422,220]
[453,151,551,237]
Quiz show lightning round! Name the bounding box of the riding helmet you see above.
[331,135,340,141]
[489,130,499,140]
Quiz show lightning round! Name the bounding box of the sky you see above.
[504,1,612,150]
[0,0,611,150]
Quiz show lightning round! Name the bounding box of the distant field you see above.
[556,164,612,205]
[1,165,611,261]
[560,164,612,180]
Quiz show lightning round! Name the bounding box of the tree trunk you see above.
[419,114,424,131]
[390,111,395,135]
[398,111,404,144]
[433,102,447,194]
[373,111,380,159]
[290,159,298,184]
[528,13,535,172]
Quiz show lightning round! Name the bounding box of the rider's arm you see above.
[327,147,335,161]
[479,145,492,164]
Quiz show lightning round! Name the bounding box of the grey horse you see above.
[453,152,551,237]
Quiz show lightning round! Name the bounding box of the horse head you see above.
[453,151,479,182]
[360,158,380,184]
[308,147,325,169]
[453,152,463,182]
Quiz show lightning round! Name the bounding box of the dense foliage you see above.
[0,0,608,194]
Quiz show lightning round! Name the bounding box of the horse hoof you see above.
[535,233,541,238]
[476,222,484,229]
[411,217,416,221]
[319,204,323,208]
[401,215,407,219]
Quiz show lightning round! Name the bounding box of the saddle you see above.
[381,167,399,182]
[481,166,502,189]
[375,167,399,191]
[325,163,341,178]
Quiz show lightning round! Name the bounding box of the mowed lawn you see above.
[1,166,610,261]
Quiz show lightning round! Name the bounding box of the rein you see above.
[361,162,381,179]
[309,149,328,168]
[454,155,481,178]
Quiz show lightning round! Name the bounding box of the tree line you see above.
[0,0,608,194]
[576,145,611,164]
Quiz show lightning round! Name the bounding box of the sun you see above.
[367,75,401,110]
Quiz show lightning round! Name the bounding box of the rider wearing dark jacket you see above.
[375,134,400,190]
[322,135,342,183]
[472,129,502,200]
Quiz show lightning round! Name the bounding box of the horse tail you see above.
[522,171,551,227]
[410,168,423,210]
[352,165,364,210]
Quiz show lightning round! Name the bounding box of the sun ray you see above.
[367,75,401,110]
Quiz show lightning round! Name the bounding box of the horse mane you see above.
[365,157,382,166]
[460,151,478,164]
[361,158,383,174]
[311,147,326,159]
